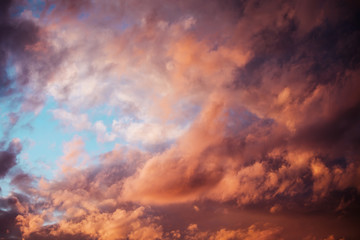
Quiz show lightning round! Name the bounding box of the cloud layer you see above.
[1,0,360,239]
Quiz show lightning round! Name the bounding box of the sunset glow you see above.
[1,0,360,239]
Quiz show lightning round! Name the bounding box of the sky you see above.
[0,0,360,239]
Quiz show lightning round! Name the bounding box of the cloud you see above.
[2,0,360,239]
[57,136,89,174]
[51,109,92,131]
[94,120,116,143]
[191,224,283,240]
[14,146,156,239]
[0,193,32,239]
[0,0,66,116]
[0,0,39,97]
[10,172,35,193]
[112,119,185,146]
[49,207,163,240]
[0,139,22,178]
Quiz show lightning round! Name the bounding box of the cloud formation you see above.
[0,0,360,239]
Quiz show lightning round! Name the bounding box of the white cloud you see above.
[112,120,185,146]
[51,109,92,131]
[94,121,117,143]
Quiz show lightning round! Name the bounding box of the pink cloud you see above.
[3,0,360,239]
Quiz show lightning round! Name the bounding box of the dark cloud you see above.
[0,0,40,97]
[0,209,21,239]
[293,101,360,152]
[0,194,29,240]
[10,172,35,194]
[0,151,16,178]
[27,229,92,240]
[11,173,33,185]
[0,140,21,178]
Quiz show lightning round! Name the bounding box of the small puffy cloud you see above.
[51,109,92,131]
[187,223,198,232]
[94,121,116,143]
[270,204,282,214]
[57,136,88,174]
[193,205,199,212]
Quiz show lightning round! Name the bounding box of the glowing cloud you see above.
[0,0,359,239]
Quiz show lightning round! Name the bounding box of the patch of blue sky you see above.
[0,58,17,98]
[82,103,126,152]
[43,209,63,226]
[78,11,90,20]
[0,178,11,198]
[9,0,45,18]
[0,105,12,141]
[0,65,20,141]
[9,97,72,180]
[5,61,16,80]
[26,0,46,18]
[14,97,128,179]
[79,130,115,160]
[113,20,131,32]
[2,94,133,192]
[87,104,117,125]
